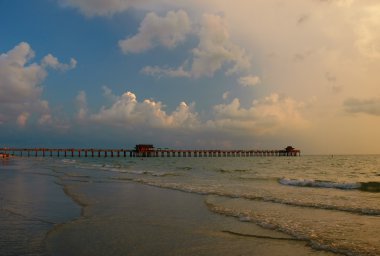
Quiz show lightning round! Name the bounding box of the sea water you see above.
[1,155,380,255]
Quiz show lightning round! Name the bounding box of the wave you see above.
[176,166,192,171]
[110,176,380,216]
[61,159,76,164]
[64,173,91,179]
[279,178,380,192]
[205,199,377,256]
[216,168,249,173]
[279,178,360,190]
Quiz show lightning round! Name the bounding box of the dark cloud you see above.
[344,98,380,116]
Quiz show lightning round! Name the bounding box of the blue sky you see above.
[2,0,380,153]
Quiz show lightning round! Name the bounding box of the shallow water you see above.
[1,155,380,255]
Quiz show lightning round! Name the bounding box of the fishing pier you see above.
[0,145,300,158]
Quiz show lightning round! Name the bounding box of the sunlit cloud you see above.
[0,42,76,127]
[42,54,77,71]
[119,10,191,54]
[139,12,252,79]
[208,93,307,135]
[91,91,200,129]
[238,75,261,87]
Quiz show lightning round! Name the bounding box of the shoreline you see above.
[46,179,336,256]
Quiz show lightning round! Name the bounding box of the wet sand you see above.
[0,159,80,256]
[46,180,335,256]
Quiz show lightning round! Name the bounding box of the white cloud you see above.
[190,13,251,78]
[238,75,261,87]
[0,42,46,104]
[90,89,306,141]
[119,10,191,54]
[0,42,75,127]
[91,91,200,129]
[0,42,48,127]
[140,12,253,79]
[208,93,307,135]
[42,54,77,71]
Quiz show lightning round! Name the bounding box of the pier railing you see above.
[0,148,300,158]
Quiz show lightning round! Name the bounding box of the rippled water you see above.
[1,155,380,255]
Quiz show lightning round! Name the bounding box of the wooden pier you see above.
[0,145,300,158]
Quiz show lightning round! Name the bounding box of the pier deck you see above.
[0,146,300,158]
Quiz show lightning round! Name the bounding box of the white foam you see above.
[279,178,360,190]
[61,159,76,164]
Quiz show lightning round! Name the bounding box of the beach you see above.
[46,182,333,256]
[1,156,380,255]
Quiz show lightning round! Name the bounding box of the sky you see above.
[1,0,380,154]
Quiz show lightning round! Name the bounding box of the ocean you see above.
[1,155,380,256]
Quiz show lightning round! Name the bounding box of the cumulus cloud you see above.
[141,13,252,79]
[91,91,199,129]
[208,94,307,135]
[344,97,380,116]
[119,10,191,54]
[0,42,75,127]
[42,54,77,71]
[0,42,46,104]
[190,13,251,78]
[90,89,307,138]
[0,42,48,127]
[62,3,253,80]
[238,75,261,87]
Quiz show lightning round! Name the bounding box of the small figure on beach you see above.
[0,153,10,159]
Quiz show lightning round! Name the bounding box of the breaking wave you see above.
[279,178,380,192]
[109,176,380,216]
[216,168,250,173]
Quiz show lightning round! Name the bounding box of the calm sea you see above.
[1,155,380,255]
